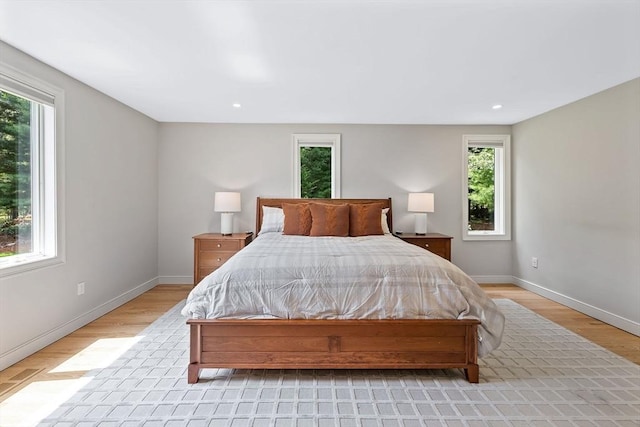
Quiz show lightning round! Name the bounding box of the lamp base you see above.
[414,213,428,235]
[220,212,234,235]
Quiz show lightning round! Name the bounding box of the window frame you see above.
[0,63,65,276]
[462,134,511,241]
[292,133,341,198]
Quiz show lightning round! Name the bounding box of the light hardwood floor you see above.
[1,284,638,407]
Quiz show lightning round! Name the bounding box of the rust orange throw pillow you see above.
[349,203,384,236]
[282,203,312,235]
[309,203,350,236]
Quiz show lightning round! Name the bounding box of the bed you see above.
[183,198,504,384]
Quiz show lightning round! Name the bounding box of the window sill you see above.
[0,254,64,278]
[462,232,511,241]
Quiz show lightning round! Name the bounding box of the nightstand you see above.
[193,233,252,285]
[395,232,453,261]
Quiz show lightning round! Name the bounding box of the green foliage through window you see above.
[0,90,32,256]
[300,146,332,198]
[467,147,495,231]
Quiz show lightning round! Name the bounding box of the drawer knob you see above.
[217,244,221,248]
[217,258,222,262]
[424,243,429,248]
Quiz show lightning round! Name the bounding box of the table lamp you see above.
[407,193,434,235]
[214,192,241,235]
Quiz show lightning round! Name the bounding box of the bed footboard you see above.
[187,318,480,384]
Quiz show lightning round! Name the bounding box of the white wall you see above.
[158,123,513,284]
[0,42,160,369]
[512,78,640,334]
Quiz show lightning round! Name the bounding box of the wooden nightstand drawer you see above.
[200,239,241,251]
[198,252,235,268]
[416,238,448,258]
[193,233,252,285]
[395,233,453,261]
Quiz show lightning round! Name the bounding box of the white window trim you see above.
[292,133,341,198]
[0,62,65,277]
[462,134,511,241]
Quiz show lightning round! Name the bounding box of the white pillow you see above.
[259,206,284,235]
[381,207,391,234]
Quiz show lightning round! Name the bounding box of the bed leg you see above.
[465,365,479,383]
[188,363,200,384]
[188,322,202,384]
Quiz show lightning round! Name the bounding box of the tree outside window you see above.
[467,147,495,231]
[300,146,332,198]
[0,90,32,257]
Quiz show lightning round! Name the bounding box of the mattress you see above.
[181,233,504,357]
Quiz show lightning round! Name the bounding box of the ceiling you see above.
[0,0,638,125]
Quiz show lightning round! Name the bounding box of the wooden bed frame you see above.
[187,198,480,383]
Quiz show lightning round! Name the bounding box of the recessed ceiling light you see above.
[492,104,503,110]
[232,103,242,108]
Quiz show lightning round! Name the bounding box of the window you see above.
[462,134,511,240]
[0,64,64,275]
[292,134,341,198]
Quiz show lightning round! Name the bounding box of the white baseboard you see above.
[513,276,640,337]
[158,275,193,285]
[470,275,513,284]
[0,276,159,371]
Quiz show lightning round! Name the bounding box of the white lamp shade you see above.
[214,192,241,212]
[407,193,434,213]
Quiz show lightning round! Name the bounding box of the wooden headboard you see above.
[255,197,393,234]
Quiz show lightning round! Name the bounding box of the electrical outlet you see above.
[77,282,85,295]
[531,257,538,268]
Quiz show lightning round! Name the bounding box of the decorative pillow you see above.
[282,203,312,235]
[258,206,284,235]
[350,203,384,236]
[381,207,391,234]
[309,203,350,237]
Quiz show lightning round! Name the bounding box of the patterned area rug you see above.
[37,299,639,426]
